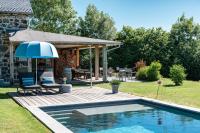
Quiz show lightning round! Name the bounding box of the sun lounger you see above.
[17,72,41,95]
[40,71,61,92]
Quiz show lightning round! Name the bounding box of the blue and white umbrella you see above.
[15,41,59,84]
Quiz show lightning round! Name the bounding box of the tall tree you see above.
[30,0,77,35]
[78,4,117,68]
[169,15,200,80]
[78,4,116,40]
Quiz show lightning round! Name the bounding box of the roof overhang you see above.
[0,11,32,15]
[9,29,122,47]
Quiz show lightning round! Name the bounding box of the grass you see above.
[96,78,200,108]
[0,88,51,133]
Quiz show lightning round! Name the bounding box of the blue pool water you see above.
[41,101,200,133]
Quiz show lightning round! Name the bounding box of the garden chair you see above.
[125,68,133,79]
[108,67,114,77]
[118,69,126,81]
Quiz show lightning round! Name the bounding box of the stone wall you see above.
[0,13,29,82]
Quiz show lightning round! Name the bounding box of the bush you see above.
[136,66,148,80]
[169,64,186,86]
[146,61,162,81]
[135,60,146,71]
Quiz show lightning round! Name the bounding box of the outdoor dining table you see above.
[118,68,134,81]
[75,69,91,79]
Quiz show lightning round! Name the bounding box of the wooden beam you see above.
[95,46,99,80]
[9,42,14,84]
[76,48,80,67]
[27,59,32,72]
[102,46,108,82]
[54,44,104,49]
[89,45,93,87]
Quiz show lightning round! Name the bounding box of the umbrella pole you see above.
[89,45,92,88]
[35,58,37,85]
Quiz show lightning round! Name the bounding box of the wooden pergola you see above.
[9,29,121,82]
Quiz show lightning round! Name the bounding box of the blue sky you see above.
[71,0,200,31]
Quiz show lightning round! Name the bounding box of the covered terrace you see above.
[9,29,121,84]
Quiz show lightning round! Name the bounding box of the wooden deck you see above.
[9,87,138,108]
[9,87,140,132]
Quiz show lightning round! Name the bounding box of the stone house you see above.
[0,0,32,83]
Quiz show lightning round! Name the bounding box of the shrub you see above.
[110,79,121,85]
[146,61,162,81]
[169,64,186,86]
[135,60,146,71]
[136,66,148,80]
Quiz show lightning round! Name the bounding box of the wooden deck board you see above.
[9,87,139,108]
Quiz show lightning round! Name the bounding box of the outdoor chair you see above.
[40,71,61,92]
[108,67,114,77]
[118,69,127,81]
[17,72,41,95]
[125,68,133,79]
[132,67,137,77]
[100,67,103,77]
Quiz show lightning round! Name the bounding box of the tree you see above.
[78,4,116,40]
[109,26,169,75]
[169,15,200,80]
[78,4,117,68]
[140,28,170,75]
[30,0,77,35]
[108,26,145,68]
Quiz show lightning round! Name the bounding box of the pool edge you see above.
[14,96,200,133]
[140,97,200,114]
[26,106,73,133]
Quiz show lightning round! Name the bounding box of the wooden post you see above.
[9,43,14,84]
[102,45,108,82]
[95,45,99,80]
[28,59,32,72]
[76,48,80,67]
[89,45,93,88]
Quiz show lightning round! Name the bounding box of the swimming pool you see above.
[41,100,200,133]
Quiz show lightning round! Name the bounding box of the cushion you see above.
[42,77,54,84]
[42,83,61,88]
[22,77,34,86]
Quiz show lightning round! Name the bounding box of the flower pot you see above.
[112,84,119,94]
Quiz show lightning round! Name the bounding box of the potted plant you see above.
[62,77,67,84]
[110,79,121,94]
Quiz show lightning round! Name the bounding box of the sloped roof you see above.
[0,0,32,14]
[9,29,121,46]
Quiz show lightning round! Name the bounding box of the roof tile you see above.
[0,0,32,14]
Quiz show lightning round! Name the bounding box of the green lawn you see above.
[96,78,200,108]
[0,88,51,133]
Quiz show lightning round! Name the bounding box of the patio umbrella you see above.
[15,41,59,84]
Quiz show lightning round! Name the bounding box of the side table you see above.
[60,84,72,93]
